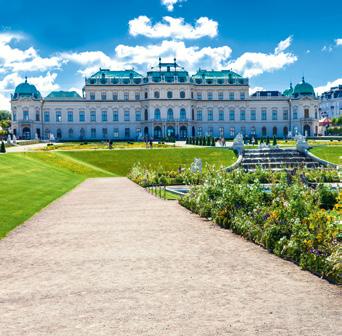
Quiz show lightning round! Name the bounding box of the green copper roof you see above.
[283,83,294,96]
[293,77,315,97]
[45,91,82,100]
[90,68,143,79]
[13,78,41,99]
[192,69,242,79]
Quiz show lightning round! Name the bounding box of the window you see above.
[125,128,130,138]
[208,127,213,136]
[135,111,141,121]
[208,92,213,100]
[261,109,267,121]
[304,108,310,118]
[102,128,108,138]
[80,128,85,139]
[154,108,161,120]
[273,126,278,136]
[180,108,186,121]
[144,109,148,121]
[90,92,95,100]
[154,91,160,98]
[180,91,186,99]
[229,127,235,137]
[208,109,213,121]
[57,129,62,139]
[241,126,246,135]
[68,128,74,139]
[90,111,96,122]
[197,127,203,136]
[23,110,29,121]
[167,108,174,121]
[219,127,224,137]
[219,110,224,121]
[240,92,245,100]
[113,92,118,101]
[79,111,85,122]
[240,110,246,121]
[229,109,235,121]
[124,92,129,101]
[218,92,223,100]
[196,92,202,100]
[113,110,119,121]
[135,92,140,100]
[250,109,256,121]
[251,126,256,135]
[136,128,141,137]
[283,110,289,120]
[101,92,106,101]
[144,91,148,99]
[167,91,173,99]
[262,126,267,137]
[56,111,62,122]
[13,112,17,121]
[229,92,234,100]
[101,111,107,122]
[91,128,96,138]
[272,110,278,121]
[113,128,119,138]
[35,110,40,121]
[68,111,73,122]
[293,106,298,120]
[196,110,202,121]
[124,110,130,121]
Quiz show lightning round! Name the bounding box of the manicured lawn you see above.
[62,147,237,176]
[0,154,87,238]
[310,146,342,165]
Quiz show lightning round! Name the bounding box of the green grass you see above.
[0,154,87,238]
[62,147,237,176]
[309,146,342,165]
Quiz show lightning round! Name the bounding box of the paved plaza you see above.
[0,178,341,335]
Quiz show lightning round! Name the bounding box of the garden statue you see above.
[12,135,17,145]
[232,133,244,153]
[49,133,55,142]
[7,134,11,144]
[35,133,39,140]
[191,158,202,173]
[295,133,309,153]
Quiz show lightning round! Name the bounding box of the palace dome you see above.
[293,77,315,97]
[282,83,293,97]
[13,78,41,99]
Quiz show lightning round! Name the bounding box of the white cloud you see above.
[336,38,342,46]
[161,0,186,11]
[249,86,264,95]
[315,78,342,96]
[321,45,333,52]
[0,32,64,72]
[229,36,297,77]
[0,93,10,110]
[129,16,218,39]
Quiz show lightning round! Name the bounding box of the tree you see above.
[266,137,270,145]
[0,110,11,121]
[273,135,277,146]
[0,141,6,153]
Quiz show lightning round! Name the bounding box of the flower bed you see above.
[178,169,341,284]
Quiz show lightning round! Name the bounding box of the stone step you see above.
[242,157,315,164]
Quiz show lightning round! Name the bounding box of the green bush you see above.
[0,141,6,153]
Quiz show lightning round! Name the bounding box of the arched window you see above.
[303,125,311,136]
[179,126,187,139]
[68,128,74,139]
[154,126,162,139]
[167,91,173,99]
[250,126,256,135]
[154,108,161,120]
[167,126,175,138]
[144,109,148,121]
[57,128,62,139]
[229,127,235,138]
[180,108,186,121]
[154,91,160,98]
[80,128,85,140]
[262,126,267,137]
[273,126,277,136]
[180,91,185,99]
[44,128,50,139]
[283,126,288,137]
[167,108,174,121]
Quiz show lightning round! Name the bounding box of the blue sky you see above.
[0,0,341,109]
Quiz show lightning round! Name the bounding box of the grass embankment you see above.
[0,148,236,237]
[62,147,237,176]
[309,146,342,165]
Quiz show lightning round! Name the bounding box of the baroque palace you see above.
[11,59,319,140]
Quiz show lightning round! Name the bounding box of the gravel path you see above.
[0,178,340,336]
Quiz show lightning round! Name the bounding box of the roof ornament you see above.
[25,76,27,83]
[159,57,162,71]
[302,76,305,83]
[290,82,293,89]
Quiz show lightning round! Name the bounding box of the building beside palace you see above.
[10,58,320,140]
[319,85,342,119]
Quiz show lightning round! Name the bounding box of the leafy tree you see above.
[0,110,11,121]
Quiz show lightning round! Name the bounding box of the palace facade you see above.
[11,59,320,140]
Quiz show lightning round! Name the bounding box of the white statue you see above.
[232,133,244,153]
[49,133,55,142]
[6,134,11,144]
[35,133,39,140]
[12,135,17,145]
[296,133,309,153]
[191,158,202,173]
